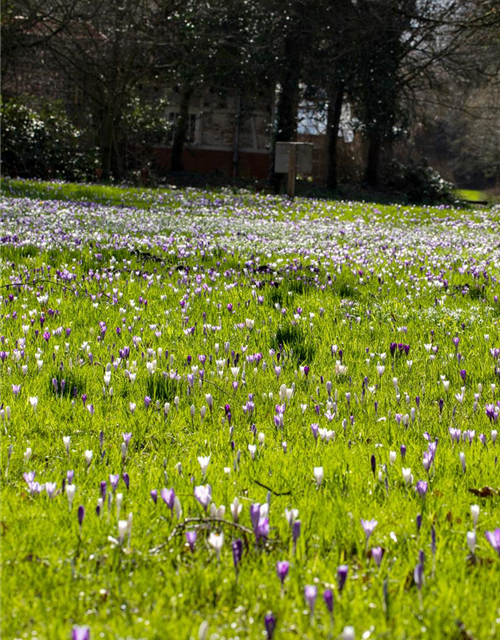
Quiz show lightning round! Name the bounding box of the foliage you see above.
[385,160,458,204]
[1,97,98,180]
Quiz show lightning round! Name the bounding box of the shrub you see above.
[1,97,98,180]
[385,160,458,204]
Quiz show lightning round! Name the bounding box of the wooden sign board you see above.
[275,142,313,174]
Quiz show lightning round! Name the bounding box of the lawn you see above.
[1,183,500,640]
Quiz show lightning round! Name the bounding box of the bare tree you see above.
[32,0,180,180]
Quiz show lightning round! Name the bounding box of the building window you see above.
[167,112,198,144]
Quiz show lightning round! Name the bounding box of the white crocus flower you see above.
[313,466,324,487]
[208,531,224,561]
[198,456,211,478]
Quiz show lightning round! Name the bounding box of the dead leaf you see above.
[469,487,498,497]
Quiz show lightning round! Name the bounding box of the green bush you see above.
[385,160,458,204]
[1,97,98,180]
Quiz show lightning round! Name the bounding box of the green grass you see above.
[1,183,499,640]
[456,189,500,205]
[0,177,177,210]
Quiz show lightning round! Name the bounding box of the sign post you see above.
[275,142,313,198]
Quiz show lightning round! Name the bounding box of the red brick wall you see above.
[152,147,271,179]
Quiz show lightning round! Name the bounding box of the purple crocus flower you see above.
[150,489,158,504]
[77,505,85,529]
[414,562,424,590]
[485,529,500,557]
[186,530,197,552]
[122,472,130,490]
[292,520,301,545]
[416,513,422,532]
[23,471,36,484]
[72,626,90,640]
[264,613,276,639]
[485,404,496,422]
[460,369,467,382]
[45,482,57,498]
[256,517,270,542]
[415,480,428,498]
[250,503,261,531]
[12,384,21,397]
[337,565,348,593]
[371,546,384,567]
[310,423,319,441]
[109,474,120,492]
[232,538,243,569]
[100,481,107,502]
[304,585,317,615]
[276,560,289,585]
[323,588,334,614]
[122,433,132,447]
[361,518,378,544]
[161,488,175,512]
[194,484,212,511]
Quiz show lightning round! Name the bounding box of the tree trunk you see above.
[100,111,114,182]
[171,85,193,172]
[271,38,301,192]
[365,136,381,189]
[326,83,344,191]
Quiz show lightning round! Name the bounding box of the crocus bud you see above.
[186,530,197,552]
[292,520,301,544]
[323,589,333,613]
[467,531,476,555]
[304,585,317,615]
[459,451,466,473]
[77,505,85,529]
[174,496,182,519]
[232,538,243,570]
[117,519,128,544]
[471,504,480,528]
[66,484,76,508]
[336,564,348,593]
[63,436,71,454]
[276,560,289,585]
[264,613,276,640]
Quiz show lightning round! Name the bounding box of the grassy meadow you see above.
[1,182,500,640]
